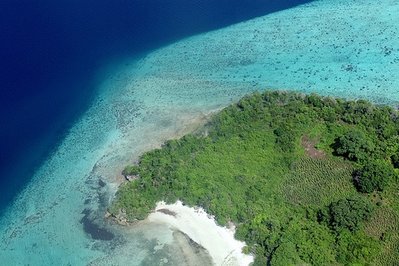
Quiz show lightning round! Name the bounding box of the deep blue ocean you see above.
[0,0,311,211]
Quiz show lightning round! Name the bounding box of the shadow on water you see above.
[0,0,314,211]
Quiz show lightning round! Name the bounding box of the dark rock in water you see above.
[157,208,177,217]
[172,230,212,263]
[98,179,106,188]
[180,232,204,252]
[81,209,91,216]
[80,209,114,241]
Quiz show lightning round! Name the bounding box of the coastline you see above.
[147,201,254,266]
[1,0,398,264]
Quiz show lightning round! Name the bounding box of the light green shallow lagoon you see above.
[1,0,398,265]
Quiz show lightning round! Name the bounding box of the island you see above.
[110,91,399,265]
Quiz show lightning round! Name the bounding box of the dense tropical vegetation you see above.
[110,91,399,265]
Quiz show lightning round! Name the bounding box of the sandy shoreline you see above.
[147,201,254,266]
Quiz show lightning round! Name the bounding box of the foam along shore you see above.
[147,201,254,266]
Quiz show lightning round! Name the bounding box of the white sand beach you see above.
[148,201,254,266]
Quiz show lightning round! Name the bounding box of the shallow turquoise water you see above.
[1,0,398,264]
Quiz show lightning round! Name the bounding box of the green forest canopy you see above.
[110,91,399,265]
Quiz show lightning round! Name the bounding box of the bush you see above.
[333,130,374,161]
[273,125,296,152]
[353,160,394,193]
[328,196,373,232]
[305,93,324,108]
[335,230,379,265]
[391,153,399,169]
